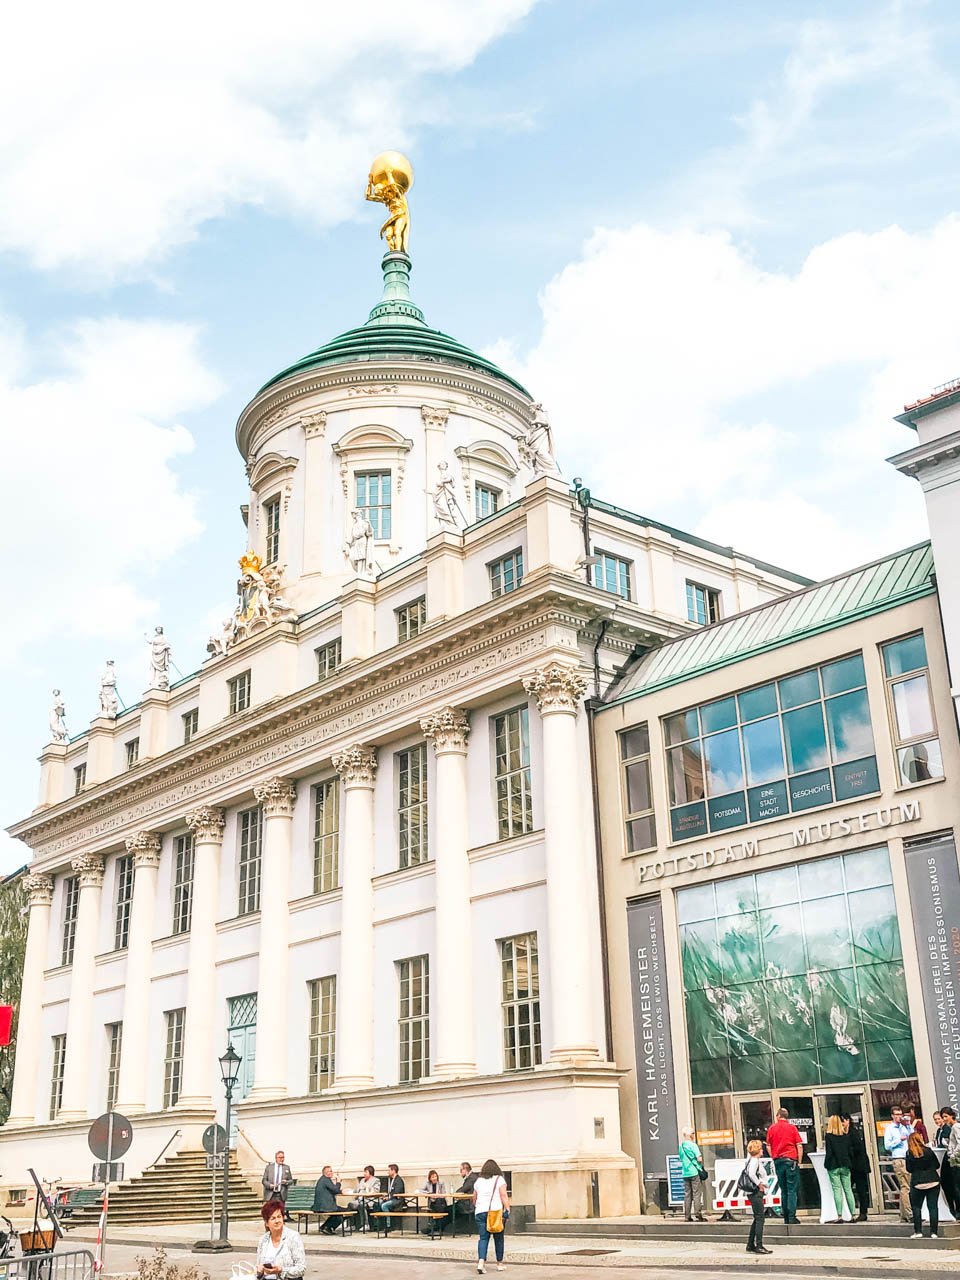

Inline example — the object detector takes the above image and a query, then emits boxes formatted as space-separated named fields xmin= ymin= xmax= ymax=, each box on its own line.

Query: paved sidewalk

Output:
xmin=61 ymin=1217 xmax=958 ymax=1277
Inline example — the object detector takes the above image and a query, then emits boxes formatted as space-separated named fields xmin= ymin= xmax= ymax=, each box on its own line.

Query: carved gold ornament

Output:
xmin=365 ymin=151 xmax=413 ymax=254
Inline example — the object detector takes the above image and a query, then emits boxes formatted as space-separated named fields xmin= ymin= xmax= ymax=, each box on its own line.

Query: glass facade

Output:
xmin=882 ymin=632 xmax=944 ymax=786
xmin=665 ymin=654 xmax=879 ymax=842
xmin=678 ymin=848 xmax=915 ymax=1095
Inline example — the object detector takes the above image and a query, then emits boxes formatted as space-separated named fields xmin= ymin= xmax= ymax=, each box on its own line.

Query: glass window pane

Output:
xmin=892 ymin=674 xmax=934 ymax=739
xmin=691 ymin=1056 xmax=732 ymax=1094
xmin=799 ymin=856 xmax=842 ymax=900
xmin=724 ymin=983 xmax=770 ymax=1056
xmin=677 ymin=883 xmax=715 ymax=924
xmin=715 ymin=875 xmax=756 ymax=917
xmin=782 ymin=703 xmax=828 ymax=774
xmin=864 ymin=1037 xmax=916 ymax=1080
xmin=896 ymin=738 xmax=943 ymax=784
xmin=702 ymin=728 xmax=743 ymax=796
xmin=738 ymin=684 xmax=777 ymax=722
xmin=732 ymin=1054 xmax=774 ymax=1091
xmin=680 ymin=920 xmax=720 ymax=989
xmin=856 ymin=961 xmax=912 ymax=1042
xmin=701 ymin=697 xmax=737 ymax=734
xmin=620 ymin=725 xmax=649 ymax=759
xmin=718 ymin=916 xmax=762 ymax=984
xmin=685 ymin=988 xmax=728 ymax=1057
xmin=773 ymin=1047 xmax=820 ymax=1088
xmin=742 ymin=716 xmax=785 ymax=785
xmin=882 ymin=633 xmax=927 ymax=677
xmin=626 ymin=814 xmax=656 ymax=852
xmin=848 ymin=886 xmax=901 ymax=964
xmin=667 ymin=741 xmax=704 ymax=805
xmin=755 ymin=865 xmax=799 ymax=909
xmin=759 ymin=904 xmax=807 ymax=977
xmin=778 ymin=669 xmax=820 ymax=709
xmin=624 ymin=759 xmax=652 ymax=814
xmin=766 ymin=973 xmax=816 ymax=1044
xmin=803 ymin=897 xmax=852 ymax=969
xmin=664 ymin=709 xmax=698 ymax=745
xmin=825 ymin=688 xmax=875 ymax=763
xmin=821 ymin=654 xmax=866 ymax=696
xmin=812 ymin=966 xmax=860 ymax=1048
xmin=842 ymin=847 xmax=892 ymax=892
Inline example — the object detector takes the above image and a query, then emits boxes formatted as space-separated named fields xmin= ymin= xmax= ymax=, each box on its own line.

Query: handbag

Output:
xmin=696 ymin=1165 xmax=708 ymax=1182
xmin=737 ymin=1160 xmax=760 ymax=1195
xmin=486 ymin=1177 xmax=504 ymax=1233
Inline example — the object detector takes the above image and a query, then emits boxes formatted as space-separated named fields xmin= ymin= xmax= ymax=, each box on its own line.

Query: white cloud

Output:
xmin=0 ymin=0 xmax=536 ymax=278
xmin=0 ymin=314 xmax=222 ymax=663
xmin=494 ymin=217 xmax=956 ymax=576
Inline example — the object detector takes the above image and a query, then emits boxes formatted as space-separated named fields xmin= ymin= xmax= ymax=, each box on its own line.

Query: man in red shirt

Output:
xmin=767 ymin=1108 xmax=804 ymax=1224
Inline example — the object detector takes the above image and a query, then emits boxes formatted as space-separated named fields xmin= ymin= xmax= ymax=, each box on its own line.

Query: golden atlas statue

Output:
xmin=365 ymin=151 xmax=413 ymax=254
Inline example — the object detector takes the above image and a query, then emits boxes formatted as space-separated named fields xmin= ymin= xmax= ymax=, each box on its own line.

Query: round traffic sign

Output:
xmin=88 ymin=1111 xmax=133 ymax=1161
xmin=202 ymin=1123 xmax=228 ymax=1154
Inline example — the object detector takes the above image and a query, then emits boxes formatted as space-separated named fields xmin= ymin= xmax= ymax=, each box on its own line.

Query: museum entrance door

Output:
xmin=815 ymin=1088 xmax=880 ymax=1212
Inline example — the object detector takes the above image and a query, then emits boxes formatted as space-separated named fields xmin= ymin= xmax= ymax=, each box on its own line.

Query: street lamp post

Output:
xmin=218 ymin=1042 xmax=242 ymax=1246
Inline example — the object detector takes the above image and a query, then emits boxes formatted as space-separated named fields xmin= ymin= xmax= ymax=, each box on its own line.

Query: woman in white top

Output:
xmin=256 ymin=1200 xmax=305 ymax=1279
xmin=743 ymin=1140 xmax=771 ymax=1255
xmin=473 ymin=1158 xmax=510 ymax=1274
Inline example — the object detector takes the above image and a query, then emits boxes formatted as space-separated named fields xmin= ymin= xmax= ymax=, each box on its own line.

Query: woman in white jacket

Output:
xmin=473 ymin=1158 xmax=510 ymax=1274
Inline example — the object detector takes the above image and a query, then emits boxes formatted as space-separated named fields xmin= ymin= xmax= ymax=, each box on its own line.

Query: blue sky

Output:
xmin=3 ymin=0 xmax=959 ymax=869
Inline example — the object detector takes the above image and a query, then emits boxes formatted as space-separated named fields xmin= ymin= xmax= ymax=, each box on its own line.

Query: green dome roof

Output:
xmin=259 ymin=252 xmax=529 ymax=397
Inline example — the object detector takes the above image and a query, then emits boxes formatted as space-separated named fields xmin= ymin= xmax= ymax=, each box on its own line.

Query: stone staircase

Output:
xmin=64 ymin=1150 xmax=264 ymax=1226
xmin=516 ymin=1216 xmax=960 ymax=1250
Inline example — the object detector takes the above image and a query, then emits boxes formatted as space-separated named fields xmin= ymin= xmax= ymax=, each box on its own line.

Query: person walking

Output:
xmin=679 ymin=1126 xmax=708 ymax=1222
xmin=743 ymin=1140 xmax=771 ymax=1255
xmin=473 ymin=1158 xmax=510 ymax=1274
xmin=906 ymin=1131 xmax=941 ymax=1239
xmin=843 ymin=1115 xmax=871 ymax=1221
xmin=312 ymin=1165 xmax=344 ymax=1235
xmin=823 ymin=1115 xmax=856 ymax=1222
xmin=766 ymin=1107 xmax=803 ymax=1224
xmin=883 ymin=1106 xmax=914 ymax=1223
xmin=256 ymin=1200 xmax=305 ymax=1280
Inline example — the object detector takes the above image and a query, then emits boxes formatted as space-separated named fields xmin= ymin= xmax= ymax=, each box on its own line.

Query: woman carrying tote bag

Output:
xmin=473 ymin=1158 xmax=510 ymax=1274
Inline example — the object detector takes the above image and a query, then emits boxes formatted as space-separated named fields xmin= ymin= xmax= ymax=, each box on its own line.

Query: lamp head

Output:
xmin=219 ymin=1041 xmax=242 ymax=1086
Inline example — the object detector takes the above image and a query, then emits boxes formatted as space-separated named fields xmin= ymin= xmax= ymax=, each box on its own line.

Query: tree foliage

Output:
xmin=0 ymin=872 xmax=27 ymax=1125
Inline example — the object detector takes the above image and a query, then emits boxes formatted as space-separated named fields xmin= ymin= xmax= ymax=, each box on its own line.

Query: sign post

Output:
xmin=202 ymin=1125 xmax=228 ymax=1242
xmin=87 ymin=1112 xmax=133 ymax=1274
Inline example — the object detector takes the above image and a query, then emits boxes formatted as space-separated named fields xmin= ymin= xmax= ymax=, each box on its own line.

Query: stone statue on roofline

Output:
xmin=206 ymin=553 xmax=297 ymax=656
xmin=99 ymin=660 xmax=119 ymax=718
xmin=146 ymin=625 xmax=172 ymax=690
xmin=48 ymin=689 xmax=68 ymax=743
xmin=344 ymin=510 xmax=376 ymax=577
xmin=515 ymin=402 xmax=562 ymax=479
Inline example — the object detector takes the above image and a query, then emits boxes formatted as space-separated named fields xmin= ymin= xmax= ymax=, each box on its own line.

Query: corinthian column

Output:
xmin=58 ymin=853 xmax=105 ymax=1119
xmin=420 ymin=708 xmax=475 ymax=1077
xmin=332 ymin=745 xmax=377 ymax=1090
xmin=7 ymin=873 xmax=54 ymax=1125
xmin=115 ymin=832 xmax=162 ymax=1114
xmin=249 ymin=777 xmax=297 ymax=1100
xmin=523 ymin=662 xmax=600 ymax=1063
xmin=178 ymin=806 xmax=225 ymax=1109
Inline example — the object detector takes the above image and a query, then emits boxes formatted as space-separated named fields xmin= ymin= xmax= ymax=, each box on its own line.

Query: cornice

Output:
xmin=887 ymin=428 xmax=960 ymax=478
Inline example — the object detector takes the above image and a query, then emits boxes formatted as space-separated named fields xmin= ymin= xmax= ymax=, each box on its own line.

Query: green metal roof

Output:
xmin=260 ymin=251 xmax=529 ymax=396
xmin=605 ymin=541 xmax=935 ymax=706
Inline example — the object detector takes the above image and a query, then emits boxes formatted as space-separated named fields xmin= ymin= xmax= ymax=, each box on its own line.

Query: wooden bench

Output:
xmin=369 ymin=1210 xmax=449 ymax=1238
xmin=287 ymin=1185 xmax=347 ymax=1236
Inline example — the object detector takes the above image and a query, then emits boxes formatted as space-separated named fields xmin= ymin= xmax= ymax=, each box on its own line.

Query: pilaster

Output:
xmin=7 ymin=873 xmax=54 ymax=1125
xmin=137 ymin=689 xmax=170 ymax=760
xmin=523 ymin=474 xmax=580 ymax=579
xmin=115 ymin=832 xmax=162 ymax=1115
xmin=424 ymin=530 xmax=465 ymax=622
xmin=179 ymin=806 xmax=225 ymax=1109
xmin=59 ymin=854 xmax=105 ymax=1120
xmin=340 ymin=577 xmax=377 ymax=663
xmin=37 ymin=743 xmax=67 ymax=808
xmin=85 ymin=717 xmax=117 ymax=785
xmin=301 ymin=410 xmax=328 ymax=576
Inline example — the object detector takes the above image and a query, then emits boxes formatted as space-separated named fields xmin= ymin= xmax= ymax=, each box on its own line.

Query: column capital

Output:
xmin=301 ymin=409 xmax=327 ymax=438
xmin=420 ymin=707 xmax=470 ymax=754
xmin=71 ymin=853 xmax=104 ymax=888
xmin=254 ymin=776 xmax=297 ymax=817
xmin=523 ymin=661 xmax=588 ymax=716
xmin=24 ymin=872 xmax=54 ymax=907
xmin=185 ymin=805 xmax=226 ymax=842
xmin=332 ymin=744 xmax=378 ymax=788
xmin=125 ymin=830 xmax=162 ymax=868
xmin=420 ymin=404 xmax=449 ymax=431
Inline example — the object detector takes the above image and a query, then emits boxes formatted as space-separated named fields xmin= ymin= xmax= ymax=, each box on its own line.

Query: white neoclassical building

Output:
xmin=2 ymin=245 xmax=807 ymax=1215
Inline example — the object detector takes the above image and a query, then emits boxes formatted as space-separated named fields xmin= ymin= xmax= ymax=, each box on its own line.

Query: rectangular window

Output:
xmin=620 ymin=724 xmax=657 ymax=852
xmin=238 ymin=807 xmax=263 ymax=915
xmin=476 ymin=483 xmax=501 ymax=519
xmin=398 ymin=745 xmax=428 ymax=868
xmin=664 ymin=653 xmax=878 ymax=842
xmin=162 ymin=1009 xmax=185 ymax=1108
xmin=125 ymin=738 xmax=140 ymax=769
xmin=49 ymin=1035 xmax=66 ymax=1120
xmin=593 ymin=551 xmax=632 ymax=601
xmin=182 ymin=708 xmax=199 ymax=744
xmin=61 ymin=876 xmax=79 ymax=966
xmin=357 ymin=471 xmax=391 ymax=540
xmin=264 ymin=496 xmax=281 ymax=565
xmin=173 ymin=834 xmax=195 ymax=935
xmin=398 ymin=955 xmax=430 ymax=1083
xmin=500 ymin=933 xmax=541 ymax=1070
xmin=73 ymin=763 xmax=86 ymax=794
xmin=308 ymin=976 xmax=336 ymax=1092
xmin=396 ymin=597 xmax=426 ymax=643
xmin=313 ymin=780 xmax=340 ymax=894
xmin=114 ymin=854 xmax=134 ymax=950
xmin=316 ymin=638 xmax=342 ymax=681
xmin=228 ymin=671 xmax=251 ymax=715
xmin=494 ymin=707 xmax=533 ymax=840
xmin=882 ymin=633 xmax=944 ymax=786
xmin=106 ymin=1022 xmax=122 ymax=1112
xmin=489 ymin=549 xmax=524 ymax=598
xmin=686 ymin=581 xmax=721 ymax=626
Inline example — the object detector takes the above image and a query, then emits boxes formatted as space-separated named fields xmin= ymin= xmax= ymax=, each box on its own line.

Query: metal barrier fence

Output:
xmin=0 ymin=1249 xmax=95 ymax=1280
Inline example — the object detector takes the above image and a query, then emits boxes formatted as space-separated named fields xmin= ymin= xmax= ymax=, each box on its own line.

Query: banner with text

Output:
xmin=904 ymin=833 xmax=960 ymax=1110
xmin=626 ymin=896 xmax=679 ymax=1181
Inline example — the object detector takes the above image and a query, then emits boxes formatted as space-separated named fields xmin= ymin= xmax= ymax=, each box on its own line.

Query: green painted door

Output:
xmin=228 ymin=994 xmax=257 ymax=1148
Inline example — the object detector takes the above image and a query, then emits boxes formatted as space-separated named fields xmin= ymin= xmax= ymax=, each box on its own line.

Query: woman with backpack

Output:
xmin=679 ymin=1126 xmax=708 ymax=1222
xmin=473 ymin=1158 xmax=510 ymax=1274
xmin=742 ymin=1140 xmax=772 ymax=1255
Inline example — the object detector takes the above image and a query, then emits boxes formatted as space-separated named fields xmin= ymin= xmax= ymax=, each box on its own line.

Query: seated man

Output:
xmin=380 ymin=1164 xmax=406 ymax=1235
xmin=454 ymin=1162 xmax=478 ymax=1229
xmin=312 ymin=1165 xmax=344 ymax=1235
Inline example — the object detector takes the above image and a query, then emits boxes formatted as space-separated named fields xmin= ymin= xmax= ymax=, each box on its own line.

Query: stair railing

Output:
xmin=144 ymin=1128 xmax=182 ymax=1171
xmin=237 ymin=1127 xmax=268 ymax=1165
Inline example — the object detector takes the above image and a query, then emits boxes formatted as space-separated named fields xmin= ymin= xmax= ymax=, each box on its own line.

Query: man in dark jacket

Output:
xmin=381 ymin=1164 xmax=406 ymax=1235
xmin=454 ymin=1161 xmax=479 ymax=1230
xmin=313 ymin=1165 xmax=344 ymax=1235
xmin=843 ymin=1116 xmax=871 ymax=1221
